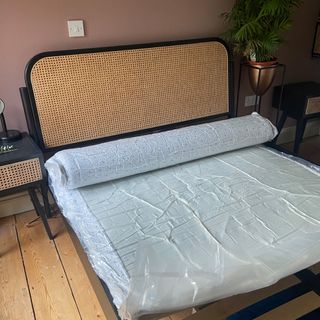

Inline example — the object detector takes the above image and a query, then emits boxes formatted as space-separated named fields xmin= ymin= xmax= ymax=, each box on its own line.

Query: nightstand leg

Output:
xmin=28 ymin=188 xmax=54 ymax=240
xmin=294 ymin=119 xmax=307 ymax=155
xmin=276 ymin=111 xmax=287 ymax=133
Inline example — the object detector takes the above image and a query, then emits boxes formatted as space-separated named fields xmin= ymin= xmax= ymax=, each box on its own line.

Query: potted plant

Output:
xmin=222 ymin=0 xmax=302 ymax=95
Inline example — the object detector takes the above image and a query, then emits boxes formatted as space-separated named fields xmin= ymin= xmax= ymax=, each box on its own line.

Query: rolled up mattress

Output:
xmin=45 ymin=113 xmax=278 ymax=189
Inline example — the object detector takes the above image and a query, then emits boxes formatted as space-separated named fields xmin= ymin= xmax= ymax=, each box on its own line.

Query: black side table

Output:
xmin=0 ymin=133 xmax=53 ymax=239
xmin=273 ymin=81 xmax=320 ymax=155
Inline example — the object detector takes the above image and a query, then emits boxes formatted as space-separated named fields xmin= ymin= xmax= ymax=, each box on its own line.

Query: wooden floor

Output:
xmin=0 ymin=210 xmax=114 ymax=320
xmin=0 ymin=136 xmax=320 ymax=320
xmin=0 ymin=210 xmax=195 ymax=320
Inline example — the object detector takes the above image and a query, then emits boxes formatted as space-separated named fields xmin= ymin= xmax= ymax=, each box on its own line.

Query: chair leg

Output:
xmin=28 ymin=188 xmax=54 ymax=240
xmin=293 ymin=119 xmax=306 ymax=155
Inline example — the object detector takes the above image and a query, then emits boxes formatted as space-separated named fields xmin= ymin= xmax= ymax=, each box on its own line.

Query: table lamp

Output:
xmin=0 ymin=98 xmax=22 ymax=142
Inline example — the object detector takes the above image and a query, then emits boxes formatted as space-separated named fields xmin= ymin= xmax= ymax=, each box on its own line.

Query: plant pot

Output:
xmin=247 ymin=60 xmax=278 ymax=96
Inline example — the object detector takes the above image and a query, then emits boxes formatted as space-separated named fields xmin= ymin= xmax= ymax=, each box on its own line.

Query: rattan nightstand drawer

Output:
xmin=306 ymin=96 xmax=320 ymax=115
xmin=0 ymin=158 xmax=42 ymax=191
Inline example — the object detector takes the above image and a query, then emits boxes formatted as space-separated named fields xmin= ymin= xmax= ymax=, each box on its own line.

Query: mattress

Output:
xmin=47 ymin=145 xmax=320 ymax=319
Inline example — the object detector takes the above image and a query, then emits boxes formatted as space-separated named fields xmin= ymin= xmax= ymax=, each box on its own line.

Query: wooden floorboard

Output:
xmin=50 ymin=215 xmax=112 ymax=320
xmin=65 ymin=222 xmax=118 ymax=320
xmin=0 ymin=215 xmax=35 ymax=320
xmin=310 ymin=262 xmax=320 ymax=275
xmin=169 ymin=309 xmax=195 ymax=320
xmin=16 ymin=211 xmax=81 ymax=320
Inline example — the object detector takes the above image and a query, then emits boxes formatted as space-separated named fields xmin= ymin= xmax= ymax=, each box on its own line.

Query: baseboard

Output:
xmin=0 ymin=191 xmax=55 ymax=219
xmin=0 ymin=192 xmax=34 ymax=218
xmin=276 ymin=119 xmax=320 ymax=145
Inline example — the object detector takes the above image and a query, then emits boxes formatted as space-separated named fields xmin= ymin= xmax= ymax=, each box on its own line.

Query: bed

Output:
xmin=20 ymin=38 xmax=320 ymax=320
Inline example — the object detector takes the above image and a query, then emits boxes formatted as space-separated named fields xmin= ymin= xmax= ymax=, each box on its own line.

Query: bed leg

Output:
xmin=41 ymin=182 xmax=53 ymax=218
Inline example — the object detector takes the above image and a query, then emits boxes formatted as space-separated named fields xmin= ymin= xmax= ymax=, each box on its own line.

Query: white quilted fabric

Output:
xmin=45 ymin=113 xmax=277 ymax=189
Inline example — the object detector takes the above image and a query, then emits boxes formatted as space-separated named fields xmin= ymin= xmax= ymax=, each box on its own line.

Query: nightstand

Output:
xmin=0 ymin=133 xmax=53 ymax=239
xmin=273 ymin=82 xmax=320 ymax=155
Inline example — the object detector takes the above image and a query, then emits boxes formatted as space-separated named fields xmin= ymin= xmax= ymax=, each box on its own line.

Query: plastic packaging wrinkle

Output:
xmin=45 ymin=113 xmax=278 ymax=189
xmin=120 ymin=226 xmax=274 ymax=319
xmin=118 ymin=148 xmax=320 ymax=319
xmin=45 ymin=118 xmax=320 ymax=320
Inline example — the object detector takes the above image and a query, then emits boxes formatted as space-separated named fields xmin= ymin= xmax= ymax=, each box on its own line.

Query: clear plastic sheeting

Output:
xmin=47 ymin=146 xmax=320 ymax=320
xmin=120 ymin=226 xmax=275 ymax=319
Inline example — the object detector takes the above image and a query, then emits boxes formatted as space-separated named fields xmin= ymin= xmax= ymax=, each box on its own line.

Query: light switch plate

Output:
xmin=67 ymin=20 xmax=85 ymax=37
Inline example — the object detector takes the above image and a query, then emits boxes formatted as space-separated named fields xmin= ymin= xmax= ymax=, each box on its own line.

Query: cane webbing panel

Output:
xmin=0 ymin=159 xmax=42 ymax=191
xmin=30 ymin=41 xmax=229 ymax=148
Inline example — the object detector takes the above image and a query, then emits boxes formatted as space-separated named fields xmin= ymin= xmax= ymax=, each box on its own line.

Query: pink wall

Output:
xmin=1 ymin=0 xmax=234 ymax=131
xmin=1 ymin=0 xmax=320 ymax=131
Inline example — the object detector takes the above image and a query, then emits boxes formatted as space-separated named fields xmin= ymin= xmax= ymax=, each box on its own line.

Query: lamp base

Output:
xmin=0 ymin=130 xmax=22 ymax=143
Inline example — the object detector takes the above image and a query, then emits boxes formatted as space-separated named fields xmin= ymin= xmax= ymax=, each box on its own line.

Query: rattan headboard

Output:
xmin=23 ymin=38 xmax=233 ymax=151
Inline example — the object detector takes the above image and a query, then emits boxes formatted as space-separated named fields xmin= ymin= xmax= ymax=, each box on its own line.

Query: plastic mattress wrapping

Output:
xmin=45 ymin=113 xmax=320 ymax=320
xmin=46 ymin=112 xmax=277 ymax=189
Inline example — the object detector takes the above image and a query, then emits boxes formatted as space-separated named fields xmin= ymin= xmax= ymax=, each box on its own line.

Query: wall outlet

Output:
xmin=245 ymin=95 xmax=260 ymax=107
